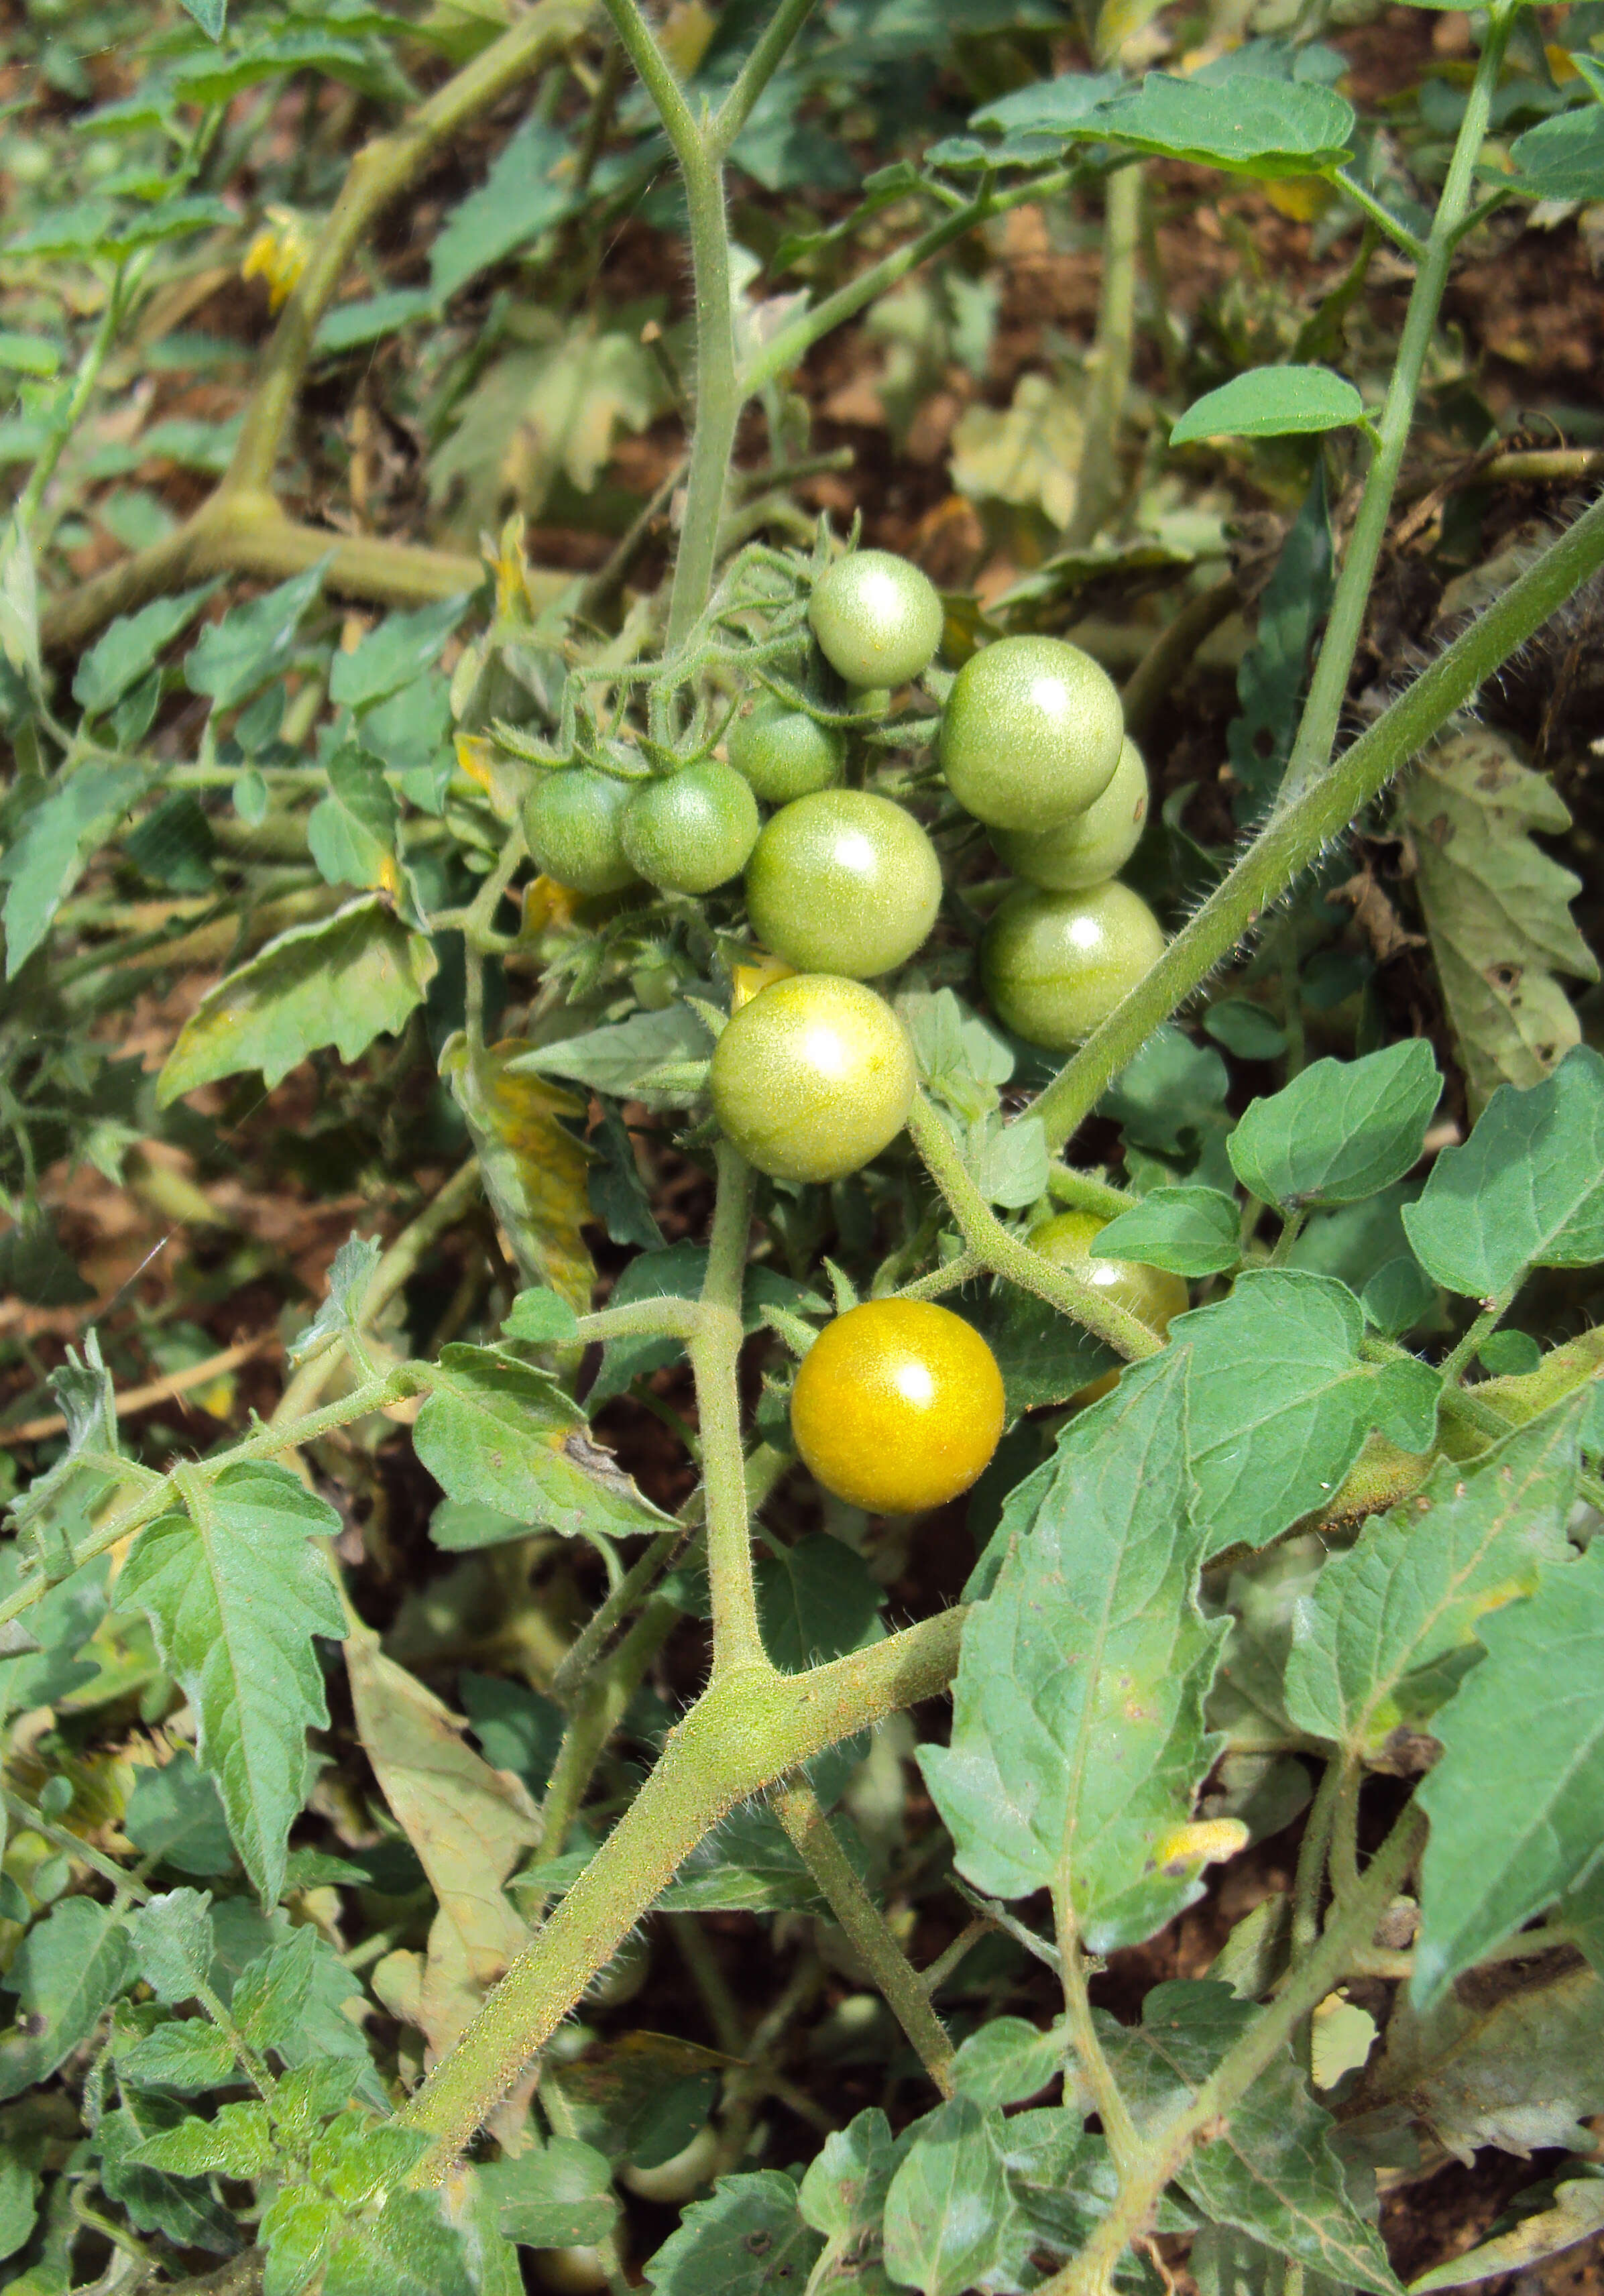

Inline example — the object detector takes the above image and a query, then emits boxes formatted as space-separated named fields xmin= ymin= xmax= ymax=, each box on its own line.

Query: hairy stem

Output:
xmin=694 ymin=1143 xmax=769 ymax=1678
xmin=1039 ymin=1808 xmax=1425 ymax=2296
xmin=1279 ymin=1 xmax=1517 ymax=803
xmin=774 ymin=1778 xmax=955 ymax=2096
xmin=1030 ymin=485 xmax=1604 ymax=1154
xmin=907 ymin=1094 xmax=1163 ymax=1359
xmin=1057 ymin=1913 xmax=1142 ymax=2179
xmin=399 ymin=1605 xmax=966 ymax=2177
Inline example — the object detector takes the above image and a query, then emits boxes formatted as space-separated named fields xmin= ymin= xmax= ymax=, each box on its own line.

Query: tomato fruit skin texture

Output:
xmin=941 ymin=634 xmax=1125 ymax=831
xmin=728 ymin=695 xmax=846 ymax=801
xmin=710 ymin=973 xmax=917 ymax=1182
xmin=809 ymin=550 xmax=945 ymax=689
xmin=982 ymin=879 xmax=1165 ymax=1051
xmin=745 ymin=789 xmax=943 ymax=979
xmin=992 ymin=735 xmax=1149 ymax=891
xmin=1027 ymin=1210 xmax=1188 ymax=1338
xmin=790 ymin=1300 xmax=1006 ymax=1514
xmin=522 ymin=768 xmax=638 ymax=895
xmin=622 ymin=759 xmax=760 ymax=895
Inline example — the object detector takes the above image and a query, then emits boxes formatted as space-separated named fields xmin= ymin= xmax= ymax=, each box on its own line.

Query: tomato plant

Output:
xmin=5 ymin=0 xmax=1604 ymax=2291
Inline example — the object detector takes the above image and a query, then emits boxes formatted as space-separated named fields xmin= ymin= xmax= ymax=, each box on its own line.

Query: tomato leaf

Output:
xmin=882 ymin=2096 xmax=1035 ymax=2295
xmin=1094 ymin=1186 xmax=1242 ymax=1277
xmin=1414 ymin=1540 xmax=1604 ymax=2004
xmin=1402 ymin=1045 xmax=1604 ymax=1297
xmin=119 ymin=1463 xmax=348 ymax=1906
xmin=921 ymin=1348 xmax=1229 ymax=1949
xmin=1285 ymin=1397 xmax=1583 ymax=1760
xmin=644 ymin=2171 xmax=821 ymax=2293
xmin=1171 ymin=364 xmax=1364 ymax=444
xmin=1227 ymin=1041 xmax=1442 ymax=1210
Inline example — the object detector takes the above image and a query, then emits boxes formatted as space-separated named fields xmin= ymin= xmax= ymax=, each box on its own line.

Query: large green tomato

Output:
xmin=710 ymin=973 xmax=916 ymax=1182
xmin=727 ymin=695 xmax=845 ymax=801
xmin=992 ymin=735 xmax=1149 ymax=890
xmin=622 ymin=760 xmax=759 ymax=895
xmin=809 ymin=550 xmax=944 ymax=689
xmin=522 ymin=768 xmax=638 ymax=895
xmin=744 ymin=790 xmax=943 ymax=979
xmin=940 ymin=634 xmax=1124 ymax=831
xmin=982 ymin=879 xmax=1165 ymax=1050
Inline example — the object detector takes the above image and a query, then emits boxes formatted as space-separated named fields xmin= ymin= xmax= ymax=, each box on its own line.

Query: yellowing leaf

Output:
xmin=950 ymin=372 xmax=1084 ymax=530
xmin=1404 ymin=731 xmax=1599 ymax=1112
xmin=442 ymin=1035 xmax=594 ymax=1312
xmin=428 ymin=314 xmax=671 ymax=540
xmin=346 ymin=1642 xmax=539 ymax=2061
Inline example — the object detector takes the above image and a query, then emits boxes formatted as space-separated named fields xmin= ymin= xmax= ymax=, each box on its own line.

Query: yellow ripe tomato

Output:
xmin=1028 ymin=1208 xmax=1188 ymax=1401
xmin=789 ymin=1299 xmax=1006 ymax=1514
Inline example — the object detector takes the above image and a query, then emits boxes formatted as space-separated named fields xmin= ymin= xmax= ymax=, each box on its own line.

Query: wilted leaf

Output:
xmin=951 ymin=371 xmax=1084 ymax=529
xmin=1283 ymin=1397 xmax=1583 ymax=1757
xmin=1377 ymin=1961 xmax=1604 ymax=2160
xmin=1403 ymin=732 xmax=1597 ymax=1109
xmin=429 ymin=314 xmax=671 ymax=538
xmin=1409 ymin=2175 xmax=1604 ymax=2289
xmin=158 ymin=895 xmax=439 ymax=1101
xmin=1414 ymin=1539 xmax=1604 ymax=2004
xmin=119 ymin=1462 xmax=348 ymax=1905
xmin=346 ymin=1642 xmax=539 ymax=2057
xmin=443 ymin=1035 xmax=594 ymax=1312
xmin=921 ymin=1350 xmax=1230 ymax=1949
xmin=1105 ymin=1982 xmax=1399 ymax=2291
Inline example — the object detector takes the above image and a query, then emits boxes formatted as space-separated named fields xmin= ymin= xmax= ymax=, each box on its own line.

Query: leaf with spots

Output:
xmin=442 ymin=1034 xmax=594 ymax=1314
xmin=1403 ymin=731 xmax=1597 ymax=1112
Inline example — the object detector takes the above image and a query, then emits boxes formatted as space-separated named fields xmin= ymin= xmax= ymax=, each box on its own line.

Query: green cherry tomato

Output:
xmin=745 ymin=789 xmax=943 ymax=979
xmin=727 ymin=695 xmax=846 ymax=802
xmin=992 ymin=736 xmax=1149 ymax=891
xmin=940 ymin=634 xmax=1125 ymax=831
xmin=521 ymin=767 xmax=638 ymax=895
xmin=621 ymin=759 xmax=759 ymax=895
xmin=710 ymin=972 xmax=917 ymax=1182
xmin=809 ymin=550 xmax=944 ymax=689
xmin=1027 ymin=1209 xmax=1188 ymax=1337
xmin=982 ymin=878 xmax=1165 ymax=1051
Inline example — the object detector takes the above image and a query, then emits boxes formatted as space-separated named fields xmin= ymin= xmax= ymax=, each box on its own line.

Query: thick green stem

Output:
xmin=1064 ymin=163 xmax=1141 ymax=551
xmin=602 ymin=0 xmax=742 ymax=647
xmin=398 ymin=1605 xmax=965 ymax=2178
xmin=1030 ymin=486 xmax=1604 ymax=1154
xmin=1279 ymin=3 xmax=1517 ymax=804
xmin=694 ymin=1143 xmax=768 ymax=1678
xmin=774 ymin=1778 xmax=955 ymax=2095
xmin=1039 ymin=1808 xmax=1425 ymax=2296
xmin=907 ymin=1096 xmax=1163 ymax=1360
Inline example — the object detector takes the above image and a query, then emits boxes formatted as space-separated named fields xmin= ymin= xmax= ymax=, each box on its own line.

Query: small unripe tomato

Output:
xmin=522 ymin=768 xmax=638 ymax=896
xmin=790 ymin=1300 xmax=1006 ymax=1514
xmin=709 ymin=973 xmax=916 ymax=1183
xmin=1027 ymin=1209 xmax=1188 ymax=1338
xmin=992 ymin=736 xmax=1149 ymax=891
xmin=621 ymin=759 xmax=759 ymax=895
xmin=940 ymin=634 xmax=1125 ymax=831
xmin=982 ymin=879 xmax=1165 ymax=1051
xmin=745 ymin=790 xmax=942 ymax=980
xmin=619 ymin=2123 xmax=720 ymax=2203
xmin=531 ymin=2246 xmax=612 ymax=2293
xmin=809 ymin=550 xmax=944 ymax=689
xmin=728 ymin=694 xmax=845 ymax=801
